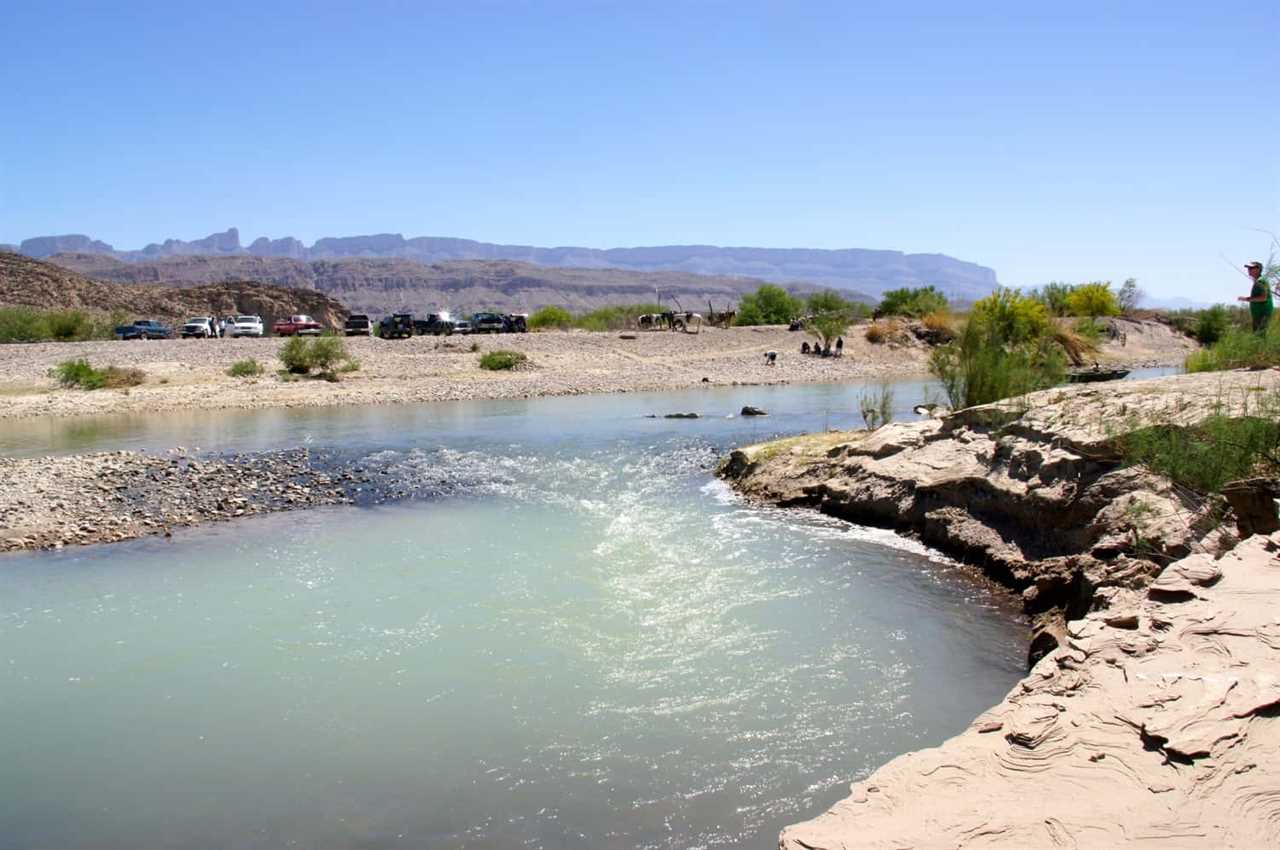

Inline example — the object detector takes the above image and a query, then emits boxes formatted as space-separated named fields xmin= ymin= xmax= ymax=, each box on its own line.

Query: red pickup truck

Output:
xmin=272 ymin=315 xmax=324 ymax=336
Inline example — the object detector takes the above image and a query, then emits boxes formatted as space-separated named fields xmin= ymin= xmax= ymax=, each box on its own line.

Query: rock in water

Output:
xmin=740 ymin=406 xmax=768 ymax=416
xmin=664 ymin=412 xmax=699 ymax=419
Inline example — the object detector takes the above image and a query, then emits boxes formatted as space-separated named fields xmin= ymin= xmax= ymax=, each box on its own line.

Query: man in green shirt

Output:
xmin=1239 ymin=261 xmax=1274 ymax=334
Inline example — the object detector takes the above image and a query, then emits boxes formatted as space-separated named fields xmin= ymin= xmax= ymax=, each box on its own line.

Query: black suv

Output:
xmin=413 ymin=312 xmax=455 ymax=336
xmin=471 ymin=312 xmax=505 ymax=334
xmin=344 ymin=314 xmax=373 ymax=336
xmin=379 ymin=313 xmax=415 ymax=339
xmin=503 ymin=313 xmax=528 ymax=333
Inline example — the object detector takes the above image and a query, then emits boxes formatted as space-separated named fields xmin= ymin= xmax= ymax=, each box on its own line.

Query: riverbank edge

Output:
xmin=718 ymin=369 xmax=1280 ymax=849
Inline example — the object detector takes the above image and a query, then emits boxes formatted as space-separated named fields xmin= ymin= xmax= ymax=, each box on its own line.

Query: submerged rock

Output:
xmin=740 ymin=405 xmax=768 ymax=416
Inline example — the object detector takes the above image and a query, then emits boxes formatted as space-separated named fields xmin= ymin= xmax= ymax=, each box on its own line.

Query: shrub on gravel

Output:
xmin=278 ymin=336 xmax=355 ymax=379
xmin=479 ymin=350 xmax=527 ymax=371
xmin=227 ymin=358 xmax=264 ymax=377
xmin=50 ymin=359 xmax=145 ymax=390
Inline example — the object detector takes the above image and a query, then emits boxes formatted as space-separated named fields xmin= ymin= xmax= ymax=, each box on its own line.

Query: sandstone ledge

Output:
xmin=719 ymin=369 xmax=1280 ymax=849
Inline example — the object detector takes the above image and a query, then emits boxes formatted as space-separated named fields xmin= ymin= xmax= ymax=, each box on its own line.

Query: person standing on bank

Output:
xmin=1239 ymin=261 xmax=1274 ymax=334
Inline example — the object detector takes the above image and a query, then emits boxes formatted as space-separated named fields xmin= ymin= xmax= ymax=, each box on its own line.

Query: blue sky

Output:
xmin=1 ymin=0 xmax=1275 ymax=301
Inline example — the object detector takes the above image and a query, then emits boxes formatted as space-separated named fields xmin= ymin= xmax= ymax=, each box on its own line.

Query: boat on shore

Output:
xmin=1067 ymin=367 xmax=1130 ymax=383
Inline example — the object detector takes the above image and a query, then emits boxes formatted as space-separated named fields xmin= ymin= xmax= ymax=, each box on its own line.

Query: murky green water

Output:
xmin=0 ymin=381 xmax=1029 ymax=849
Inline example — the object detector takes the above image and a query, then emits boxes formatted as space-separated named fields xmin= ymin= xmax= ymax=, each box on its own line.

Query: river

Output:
xmin=1 ymin=376 xmax=1125 ymax=849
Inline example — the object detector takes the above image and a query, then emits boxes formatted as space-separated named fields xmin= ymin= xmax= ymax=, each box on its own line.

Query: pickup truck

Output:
xmin=379 ymin=313 xmax=415 ymax=339
xmin=344 ymin=314 xmax=373 ymax=336
xmin=180 ymin=317 xmax=217 ymax=338
xmin=272 ymin=315 xmax=323 ymax=336
xmin=229 ymin=315 xmax=264 ymax=337
xmin=114 ymin=320 xmax=172 ymax=340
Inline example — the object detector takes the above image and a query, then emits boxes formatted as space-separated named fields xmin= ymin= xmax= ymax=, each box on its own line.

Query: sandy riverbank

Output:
xmin=0 ymin=319 xmax=1194 ymax=421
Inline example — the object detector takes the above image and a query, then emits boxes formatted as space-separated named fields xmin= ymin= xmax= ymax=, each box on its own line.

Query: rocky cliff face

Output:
xmin=14 ymin=228 xmax=999 ymax=299
xmin=720 ymin=371 xmax=1280 ymax=849
xmin=0 ymin=252 xmax=347 ymax=329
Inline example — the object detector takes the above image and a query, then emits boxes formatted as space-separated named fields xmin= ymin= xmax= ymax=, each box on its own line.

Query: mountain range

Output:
xmin=46 ymin=254 xmax=838 ymax=317
xmin=7 ymin=227 xmax=999 ymax=300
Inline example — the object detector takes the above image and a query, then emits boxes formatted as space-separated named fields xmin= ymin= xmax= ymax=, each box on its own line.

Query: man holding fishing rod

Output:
xmin=1239 ymin=261 xmax=1274 ymax=334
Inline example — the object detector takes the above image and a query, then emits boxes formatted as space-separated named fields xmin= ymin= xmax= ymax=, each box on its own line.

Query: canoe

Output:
xmin=1067 ymin=368 xmax=1130 ymax=383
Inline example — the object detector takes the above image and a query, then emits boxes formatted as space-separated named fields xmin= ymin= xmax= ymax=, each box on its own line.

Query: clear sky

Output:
xmin=1 ymin=0 xmax=1275 ymax=301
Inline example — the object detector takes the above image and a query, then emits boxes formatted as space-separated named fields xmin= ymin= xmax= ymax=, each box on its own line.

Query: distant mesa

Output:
xmin=10 ymin=227 xmax=999 ymax=300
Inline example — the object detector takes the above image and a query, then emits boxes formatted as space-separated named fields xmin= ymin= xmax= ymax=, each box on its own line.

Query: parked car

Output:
xmin=379 ymin=313 xmax=415 ymax=339
xmin=470 ymin=312 xmax=505 ymax=334
xmin=503 ymin=313 xmax=528 ymax=333
xmin=229 ymin=315 xmax=264 ymax=337
xmin=344 ymin=314 xmax=373 ymax=336
xmin=219 ymin=316 xmax=237 ymax=337
xmin=413 ymin=312 xmax=455 ymax=336
xmin=180 ymin=317 xmax=217 ymax=338
xmin=273 ymin=315 xmax=323 ymax=336
xmin=451 ymin=319 xmax=472 ymax=335
xmin=114 ymin=319 xmax=172 ymax=340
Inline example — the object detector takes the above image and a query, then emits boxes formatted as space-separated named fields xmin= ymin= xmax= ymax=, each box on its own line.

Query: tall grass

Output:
xmin=1185 ymin=318 xmax=1280 ymax=372
xmin=49 ymin=359 xmax=145 ymax=390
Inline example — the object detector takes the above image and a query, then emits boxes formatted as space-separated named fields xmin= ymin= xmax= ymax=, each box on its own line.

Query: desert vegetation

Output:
xmin=278 ymin=336 xmax=358 ymax=380
xmin=49 ymin=359 xmax=145 ymax=390
xmin=1185 ymin=317 xmax=1280 ymax=372
xmin=876 ymin=286 xmax=949 ymax=319
xmin=479 ymin=350 xmax=527 ymax=370
xmin=227 ymin=358 xmax=265 ymax=377
xmin=0 ymin=307 xmax=126 ymax=344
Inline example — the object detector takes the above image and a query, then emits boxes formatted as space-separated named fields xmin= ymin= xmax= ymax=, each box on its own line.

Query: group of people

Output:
xmin=799 ymin=337 xmax=844 ymax=358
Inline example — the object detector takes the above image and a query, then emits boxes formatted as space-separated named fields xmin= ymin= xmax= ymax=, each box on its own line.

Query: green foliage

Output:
xmin=49 ymin=359 xmax=145 ymax=390
xmin=735 ymin=285 xmax=802 ymax=325
xmin=1118 ymin=412 xmax=1280 ymax=494
xmin=227 ymin=358 xmax=264 ymax=377
xmin=877 ymin=286 xmax=948 ymax=318
xmin=1074 ymin=317 xmax=1105 ymax=344
xmin=1065 ymin=282 xmax=1121 ymax=318
xmin=1031 ymin=282 xmax=1075 ymax=317
xmin=929 ymin=288 xmax=1066 ymax=409
xmin=806 ymin=312 xmax=849 ymax=348
xmin=574 ymin=303 xmax=666 ymax=332
xmin=278 ymin=336 xmax=354 ymax=378
xmin=858 ymin=382 xmax=895 ymax=430
xmin=1186 ymin=318 xmax=1280 ymax=372
xmin=529 ymin=305 xmax=574 ymax=330
xmin=479 ymin=350 xmax=527 ymax=370
xmin=0 ymin=306 xmax=119 ymax=343
xmin=806 ymin=290 xmax=869 ymax=318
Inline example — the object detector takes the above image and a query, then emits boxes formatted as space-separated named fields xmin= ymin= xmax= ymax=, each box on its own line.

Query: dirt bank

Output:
xmin=0 ymin=319 xmax=1192 ymax=421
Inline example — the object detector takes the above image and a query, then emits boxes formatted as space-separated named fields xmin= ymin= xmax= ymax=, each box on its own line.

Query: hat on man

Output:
xmin=1246 ymin=261 xmax=1264 ymax=270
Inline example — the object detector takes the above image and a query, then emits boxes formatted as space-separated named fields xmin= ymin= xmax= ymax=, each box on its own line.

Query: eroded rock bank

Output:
xmin=719 ymin=369 xmax=1280 ymax=849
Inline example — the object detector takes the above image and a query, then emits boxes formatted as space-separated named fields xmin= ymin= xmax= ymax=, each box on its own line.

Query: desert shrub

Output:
xmin=806 ymin=313 xmax=850 ymax=349
xmin=735 ymin=285 xmax=802 ymax=326
xmin=806 ymin=290 xmax=869 ymax=318
xmin=277 ymin=336 xmax=354 ymax=378
xmin=865 ymin=319 xmax=904 ymax=344
xmin=227 ymin=358 xmax=264 ymax=377
xmin=278 ymin=336 xmax=313 ymax=374
xmin=0 ymin=307 xmax=51 ymax=342
xmin=337 ymin=358 xmax=361 ymax=373
xmin=929 ymin=288 xmax=1066 ymax=409
xmin=1118 ymin=412 xmax=1280 ymax=494
xmin=0 ymin=306 xmax=121 ymax=343
xmin=858 ymin=382 xmax=895 ymax=430
xmin=1074 ymin=317 xmax=1105 ymax=344
xmin=1186 ymin=319 xmax=1280 ymax=372
xmin=877 ymin=286 xmax=948 ymax=318
xmin=50 ymin=359 xmax=145 ymax=390
xmin=921 ymin=310 xmax=956 ymax=341
xmin=573 ymin=303 xmax=666 ymax=332
xmin=479 ymin=350 xmax=527 ymax=370
xmin=1065 ymin=282 xmax=1121 ymax=318
xmin=1191 ymin=305 xmax=1232 ymax=345
xmin=529 ymin=306 xmax=573 ymax=330
xmin=1031 ymin=282 xmax=1075 ymax=317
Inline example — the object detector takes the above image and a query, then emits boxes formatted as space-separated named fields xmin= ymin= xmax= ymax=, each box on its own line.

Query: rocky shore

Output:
xmin=719 ymin=369 xmax=1280 ymax=849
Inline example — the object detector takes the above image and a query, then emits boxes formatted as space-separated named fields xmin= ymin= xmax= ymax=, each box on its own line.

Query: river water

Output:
xmin=0 ymin=379 xmax=1051 ymax=849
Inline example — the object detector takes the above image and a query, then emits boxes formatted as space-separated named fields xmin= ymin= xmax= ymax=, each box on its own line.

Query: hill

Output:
xmin=0 ymin=252 xmax=348 ymax=328
xmin=16 ymin=227 xmax=999 ymax=300
xmin=46 ymin=254 xmax=841 ymax=316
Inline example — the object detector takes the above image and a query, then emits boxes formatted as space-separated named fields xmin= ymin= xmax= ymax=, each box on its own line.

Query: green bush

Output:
xmin=529 ymin=306 xmax=574 ymax=330
xmin=877 ymin=286 xmax=948 ymax=318
xmin=1118 ymin=413 xmax=1280 ymax=494
xmin=227 ymin=358 xmax=264 ymax=377
xmin=479 ymin=350 xmax=527 ymax=370
xmin=1186 ymin=319 xmax=1280 ymax=372
xmin=929 ymin=288 xmax=1065 ymax=409
xmin=1193 ymin=305 xmax=1232 ymax=345
xmin=277 ymin=336 xmax=354 ymax=378
xmin=735 ymin=285 xmax=802 ymax=325
xmin=1065 ymin=282 xmax=1121 ymax=318
xmin=574 ymin=303 xmax=666 ymax=332
xmin=50 ymin=359 xmax=145 ymax=390
xmin=0 ymin=306 xmax=121 ymax=343
xmin=1031 ymin=282 xmax=1075 ymax=317
xmin=806 ymin=290 xmax=869 ymax=318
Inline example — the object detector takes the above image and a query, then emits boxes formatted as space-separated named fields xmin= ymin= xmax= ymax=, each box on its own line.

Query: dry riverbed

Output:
xmin=0 ymin=319 xmax=1193 ymax=421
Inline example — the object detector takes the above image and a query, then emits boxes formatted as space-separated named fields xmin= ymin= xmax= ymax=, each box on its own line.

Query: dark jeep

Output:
xmin=413 ymin=312 xmax=455 ymax=336
xmin=471 ymin=312 xmax=505 ymax=334
xmin=379 ymin=313 xmax=415 ymax=339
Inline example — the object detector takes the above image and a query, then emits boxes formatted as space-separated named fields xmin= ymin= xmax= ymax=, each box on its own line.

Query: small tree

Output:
xmin=735 ymin=285 xmax=802 ymax=325
xmin=877 ymin=286 xmax=948 ymax=318
xmin=1117 ymin=278 xmax=1143 ymax=314
xmin=1065 ymin=282 xmax=1121 ymax=318
xmin=529 ymin=306 xmax=573 ymax=330
xmin=1032 ymin=282 xmax=1075 ymax=317
xmin=807 ymin=313 xmax=849 ymax=349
